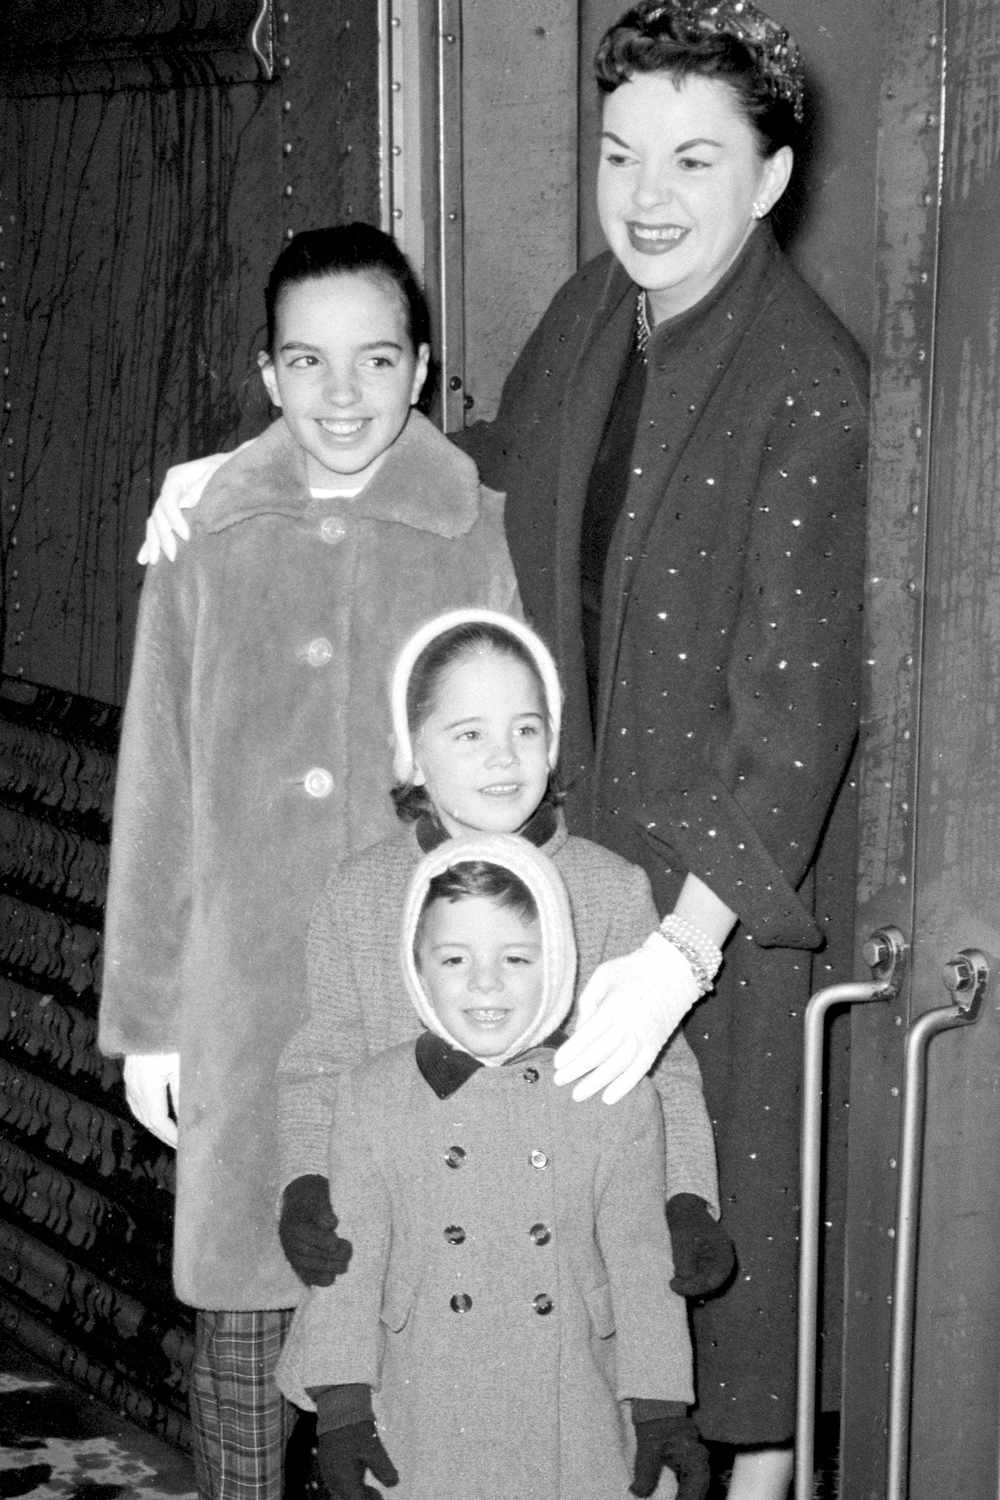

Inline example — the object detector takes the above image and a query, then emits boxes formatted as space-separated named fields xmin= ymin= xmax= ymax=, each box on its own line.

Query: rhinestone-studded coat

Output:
xmin=461 ymin=225 xmax=868 ymax=1444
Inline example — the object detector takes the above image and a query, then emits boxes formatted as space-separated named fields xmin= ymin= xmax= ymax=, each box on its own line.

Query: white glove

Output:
xmin=137 ymin=451 xmax=231 ymax=564
xmin=123 ymin=1052 xmax=180 ymax=1147
xmin=552 ymin=933 xmax=701 ymax=1105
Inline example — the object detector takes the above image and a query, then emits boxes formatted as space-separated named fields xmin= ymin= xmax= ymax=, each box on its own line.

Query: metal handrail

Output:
xmin=795 ymin=976 xmax=896 ymax=1500
xmin=885 ymin=958 xmax=986 ymax=1500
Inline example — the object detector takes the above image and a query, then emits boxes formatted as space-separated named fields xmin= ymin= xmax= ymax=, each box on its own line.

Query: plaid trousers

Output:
xmin=190 ymin=1307 xmax=297 ymax=1500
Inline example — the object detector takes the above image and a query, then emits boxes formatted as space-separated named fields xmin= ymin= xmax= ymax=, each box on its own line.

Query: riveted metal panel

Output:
xmin=844 ymin=0 xmax=1000 ymax=1493
xmin=0 ymin=2 xmax=379 ymax=705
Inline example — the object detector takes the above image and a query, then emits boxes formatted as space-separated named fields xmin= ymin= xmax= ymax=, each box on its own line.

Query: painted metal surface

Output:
xmin=843 ymin=0 xmax=1000 ymax=1492
xmin=0 ymin=2 xmax=380 ymax=705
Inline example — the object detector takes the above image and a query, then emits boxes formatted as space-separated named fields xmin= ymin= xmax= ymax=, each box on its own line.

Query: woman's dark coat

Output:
xmin=462 ymin=225 xmax=868 ymax=1444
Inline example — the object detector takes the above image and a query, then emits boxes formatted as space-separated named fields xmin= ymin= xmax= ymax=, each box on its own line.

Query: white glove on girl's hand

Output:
xmin=553 ymin=933 xmax=701 ymax=1105
xmin=137 ymin=451 xmax=231 ymax=565
xmin=123 ymin=1052 xmax=180 ymax=1147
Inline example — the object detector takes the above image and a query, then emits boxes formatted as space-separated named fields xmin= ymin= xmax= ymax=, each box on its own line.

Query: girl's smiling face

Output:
xmin=597 ymin=71 xmax=792 ymax=324
xmin=416 ymin=894 xmax=543 ymax=1060
xmin=258 ymin=270 xmax=429 ymax=486
xmin=413 ymin=650 xmax=551 ymax=837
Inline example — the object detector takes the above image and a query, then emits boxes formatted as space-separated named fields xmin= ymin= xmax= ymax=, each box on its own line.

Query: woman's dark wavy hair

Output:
xmin=594 ymin=2 xmax=801 ymax=156
xmin=415 ymin=860 xmax=539 ymax=956
xmin=263 ymin=222 xmax=432 ymax=356
xmin=392 ymin=622 xmax=562 ymax=824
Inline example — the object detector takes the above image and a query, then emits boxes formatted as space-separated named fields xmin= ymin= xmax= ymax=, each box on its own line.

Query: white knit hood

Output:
xmin=389 ymin=608 xmax=563 ymax=784
xmin=400 ymin=833 xmax=577 ymax=1066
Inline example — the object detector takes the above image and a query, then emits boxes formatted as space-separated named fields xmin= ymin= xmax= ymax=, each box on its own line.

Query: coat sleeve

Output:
xmin=276 ymin=1069 xmax=392 ymax=1407
xmin=98 ymin=555 xmax=197 ymax=1055
xmin=274 ymin=863 xmax=369 ymax=1188
xmin=637 ymin=396 xmax=868 ymax=947
xmin=595 ymin=1083 xmax=694 ymax=1404
xmin=577 ymin=855 xmax=720 ymax=1216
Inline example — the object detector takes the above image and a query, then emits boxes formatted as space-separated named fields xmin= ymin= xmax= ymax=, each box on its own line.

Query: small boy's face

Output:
xmin=416 ymin=895 xmax=543 ymax=1059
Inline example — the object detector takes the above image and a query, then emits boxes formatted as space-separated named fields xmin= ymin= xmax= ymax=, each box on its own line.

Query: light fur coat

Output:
xmin=99 ymin=411 xmax=518 ymax=1309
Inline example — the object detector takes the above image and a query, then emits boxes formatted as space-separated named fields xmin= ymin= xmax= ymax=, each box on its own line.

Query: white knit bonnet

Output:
xmin=400 ymin=832 xmax=577 ymax=1066
xmin=390 ymin=609 xmax=563 ymax=784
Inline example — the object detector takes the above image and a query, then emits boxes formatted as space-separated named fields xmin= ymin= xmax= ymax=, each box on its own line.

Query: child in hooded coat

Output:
xmin=276 ymin=835 xmax=710 ymax=1500
xmin=275 ymin=611 xmax=734 ymax=1298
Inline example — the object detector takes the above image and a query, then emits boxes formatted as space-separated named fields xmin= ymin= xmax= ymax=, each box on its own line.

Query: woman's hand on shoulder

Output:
xmin=137 ymin=450 xmax=233 ymax=564
xmin=553 ymin=934 xmax=703 ymax=1105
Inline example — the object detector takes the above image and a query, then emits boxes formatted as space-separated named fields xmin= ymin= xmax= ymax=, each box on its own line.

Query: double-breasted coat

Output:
xmin=277 ymin=835 xmax=693 ymax=1500
xmin=99 ymin=412 xmax=518 ymax=1310
xmin=277 ymin=809 xmax=720 ymax=1214
xmin=461 ymin=225 xmax=869 ymax=1443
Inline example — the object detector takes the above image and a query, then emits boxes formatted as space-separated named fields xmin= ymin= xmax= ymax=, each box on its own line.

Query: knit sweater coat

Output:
xmin=99 ymin=411 xmax=518 ymax=1309
xmin=461 ymin=226 xmax=869 ymax=1443
xmin=277 ymin=812 xmax=718 ymax=1213
xmin=277 ymin=838 xmax=693 ymax=1500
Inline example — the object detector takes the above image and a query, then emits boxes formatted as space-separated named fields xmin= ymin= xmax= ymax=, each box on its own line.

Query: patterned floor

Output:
xmin=0 ymin=1336 xmax=195 ymax=1500
xmin=0 ymin=1328 xmax=840 ymax=1500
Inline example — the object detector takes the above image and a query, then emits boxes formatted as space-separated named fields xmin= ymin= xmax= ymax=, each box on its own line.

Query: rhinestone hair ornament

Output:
xmin=640 ymin=0 xmax=805 ymax=122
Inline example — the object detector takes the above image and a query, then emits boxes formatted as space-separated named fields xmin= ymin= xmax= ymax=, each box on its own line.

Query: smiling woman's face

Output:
xmin=596 ymin=70 xmax=792 ymax=325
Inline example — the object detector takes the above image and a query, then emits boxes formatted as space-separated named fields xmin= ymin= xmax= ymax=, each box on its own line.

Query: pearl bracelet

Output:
xmin=658 ymin=913 xmax=723 ymax=996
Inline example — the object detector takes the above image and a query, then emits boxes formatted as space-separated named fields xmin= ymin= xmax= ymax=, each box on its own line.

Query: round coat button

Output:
xmin=533 ymin=1293 xmax=554 ymax=1316
xmin=303 ymin=637 xmax=334 ymax=667
xmin=521 ymin=1066 xmax=540 ymax=1083
xmin=444 ymin=1225 xmax=466 ymax=1245
xmin=529 ymin=1149 xmax=549 ymax=1170
xmin=529 ymin=1223 xmax=551 ymax=1246
xmin=450 ymin=1293 xmax=473 ymax=1313
xmin=320 ymin=517 xmax=346 ymax=544
xmin=303 ymin=767 xmax=335 ymax=799
xmin=444 ymin=1145 xmax=467 ymax=1169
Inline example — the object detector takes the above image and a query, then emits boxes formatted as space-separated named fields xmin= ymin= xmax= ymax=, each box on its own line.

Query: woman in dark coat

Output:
xmin=459 ymin=4 xmax=868 ymax=1494
xmin=142 ymin=5 xmax=866 ymax=1492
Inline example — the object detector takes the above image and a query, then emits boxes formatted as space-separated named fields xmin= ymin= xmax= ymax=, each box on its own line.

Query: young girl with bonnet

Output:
xmin=276 ymin=609 xmax=733 ymax=1301
xmin=277 ymin=834 xmax=710 ymax=1500
xmin=98 ymin=224 xmax=521 ymax=1498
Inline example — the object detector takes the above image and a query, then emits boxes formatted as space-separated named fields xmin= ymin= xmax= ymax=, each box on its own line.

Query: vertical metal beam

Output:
xmin=434 ymin=1 xmax=465 ymax=432
xmin=376 ymin=0 xmax=464 ymax=431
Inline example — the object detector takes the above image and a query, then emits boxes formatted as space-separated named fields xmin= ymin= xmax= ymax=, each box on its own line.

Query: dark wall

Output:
xmin=1 ymin=1 xmax=381 ymax=706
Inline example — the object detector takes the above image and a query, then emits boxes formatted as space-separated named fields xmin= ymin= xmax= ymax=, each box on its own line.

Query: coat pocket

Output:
xmin=380 ymin=1270 xmax=416 ymax=1333
xmin=584 ymin=1280 xmax=616 ymax=1339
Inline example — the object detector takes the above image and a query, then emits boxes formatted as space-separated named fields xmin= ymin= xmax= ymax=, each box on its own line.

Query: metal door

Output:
xmin=840 ymin=0 xmax=1000 ymax=1493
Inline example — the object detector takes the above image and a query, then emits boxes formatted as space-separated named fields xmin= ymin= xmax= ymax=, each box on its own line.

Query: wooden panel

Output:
xmin=0 ymin=1 xmax=379 ymax=706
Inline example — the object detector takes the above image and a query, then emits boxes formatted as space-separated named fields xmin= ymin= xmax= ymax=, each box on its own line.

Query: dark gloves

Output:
xmin=317 ymin=1420 xmax=399 ymax=1500
xmin=666 ymin=1193 xmax=736 ymax=1298
xmin=630 ymin=1415 xmax=711 ymax=1500
xmin=279 ymin=1173 xmax=353 ymax=1286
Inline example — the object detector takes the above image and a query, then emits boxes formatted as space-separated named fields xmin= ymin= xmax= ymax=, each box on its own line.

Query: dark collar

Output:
xmin=414 ymin=799 xmax=559 ymax=854
xmin=415 ymin=1027 xmax=570 ymax=1099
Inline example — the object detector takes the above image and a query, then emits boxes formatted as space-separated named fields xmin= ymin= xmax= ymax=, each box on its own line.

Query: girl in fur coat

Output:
xmin=99 ymin=225 xmax=521 ymax=1499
